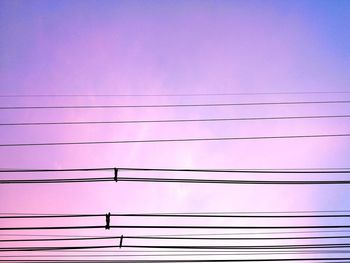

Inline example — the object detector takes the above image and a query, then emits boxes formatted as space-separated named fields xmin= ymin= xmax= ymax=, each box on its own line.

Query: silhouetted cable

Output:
xmin=3 ymin=234 xmax=350 ymax=243
xmin=3 ymin=212 xmax=350 ymax=219
xmin=117 ymin=177 xmax=350 ymax=185
xmin=5 ymin=243 xmax=350 ymax=252
xmin=1 ymin=99 xmax=350 ymax=110
xmin=0 ymin=133 xmax=350 ymax=148
xmin=2 ymin=166 xmax=350 ymax=174
xmin=127 ymin=235 xmax=350 ymax=241
xmin=4 ymin=229 xmax=350 ymax=239
xmin=4 ymin=249 xmax=350 ymax=258
xmin=4 ymin=250 xmax=350 ymax=258
xmin=0 ymin=178 xmax=113 ymax=184
xmin=1 ymin=91 xmax=350 ymax=97
xmin=147 ymin=229 xmax=350 ymax=238
xmin=3 ymin=175 xmax=350 ymax=184
xmin=0 ymin=257 xmax=350 ymax=263
xmin=1 ymin=114 xmax=350 ymax=126
xmin=4 ymin=224 xmax=350 ymax=231
xmin=0 ymin=225 xmax=103 ymax=231
xmin=4 ymin=251 xmax=350 ymax=255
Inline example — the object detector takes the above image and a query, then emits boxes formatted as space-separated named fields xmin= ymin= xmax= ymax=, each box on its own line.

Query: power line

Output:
xmin=3 ymin=175 xmax=350 ymax=185
xmin=2 ymin=166 xmax=350 ymax=174
xmin=4 ymin=243 xmax=350 ymax=252
xmin=4 ymin=224 xmax=350 ymax=231
xmin=0 ymin=133 xmax=350 ymax=148
xmin=1 ymin=91 xmax=350 ymax=97
xmin=3 ymin=249 xmax=350 ymax=258
xmin=1 ymin=114 xmax=350 ymax=126
xmin=4 ymin=229 xmax=350 ymax=239
xmin=0 ymin=177 xmax=112 ymax=184
xmin=4 ymin=250 xmax=350 ymax=258
xmin=1 ymin=99 xmax=350 ymax=110
xmin=3 ymin=234 xmax=350 ymax=243
xmin=3 ymin=212 xmax=350 ymax=219
xmin=117 ymin=176 xmax=350 ymax=185
xmin=5 ymin=243 xmax=350 ymax=252
xmin=0 ymin=257 xmax=350 ymax=263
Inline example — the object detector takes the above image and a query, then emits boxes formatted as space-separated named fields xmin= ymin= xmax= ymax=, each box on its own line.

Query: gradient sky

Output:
xmin=0 ymin=0 xmax=350 ymax=261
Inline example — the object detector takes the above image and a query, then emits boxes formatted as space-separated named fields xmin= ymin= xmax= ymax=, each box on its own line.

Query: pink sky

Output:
xmin=0 ymin=0 xmax=350 ymax=261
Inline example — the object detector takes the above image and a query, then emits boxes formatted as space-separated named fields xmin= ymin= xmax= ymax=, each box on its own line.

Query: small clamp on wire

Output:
xmin=105 ymin=212 xmax=111 ymax=230
xmin=119 ymin=235 xmax=124 ymax=248
xmin=114 ymin=168 xmax=118 ymax=182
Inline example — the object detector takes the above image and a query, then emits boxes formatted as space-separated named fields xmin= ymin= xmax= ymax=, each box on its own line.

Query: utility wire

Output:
xmin=1 ymin=114 xmax=350 ymax=126
xmin=0 ymin=133 xmax=350 ymax=148
xmin=1 ymin=99 xmax=350 ymax=110
xmin=0 ymin=178 xmax=112 ymax=184
xmin=3 ymin=212 xmax=350 ymax=219
xmin=3 ymin=175 xmax=350 ymax=184
xmin=6 ymin=243 xmax=350 ymax=252
xmin=5 ymin=229 xmax=350 ymax=239
xmin=4 ymin=251 xmax=350 ymax=255
xmin=4 ymin=224 xmax=350 ymax=231
xmin=6 ymin=243 xmax=350 ymax=254
xmin=116 ymin=176 xmax=350 ymax=185
xmin=1 ymin=91 xmax=350 ymax=97
xmin=5 ymin=250 xmax=350 ymax=258
xmin=4 ymin=249 xmax=350 ymax=257
xmin=2 ymin=166 xmax=350 ymax=174
xmin=3 ymin=234 xmax=350 ymax=243
xmin=0 ymin=257 xmax=350 ymax=263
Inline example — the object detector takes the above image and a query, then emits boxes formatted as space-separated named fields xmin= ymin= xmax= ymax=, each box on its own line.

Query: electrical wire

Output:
xmin=3 ymin=212 xmax=350 ymax=219
xmin=3 ymin=234 xmax=350 ymax=243
xmin=2 ymin=166 xmax=350 ymax=174
xmin=1 ymin=90 xmax=350 ymax=97
xmin=1 ymin=114 xmax=350 ymax=126
xmin=3 ymin=175 xmax=350 ymax=184
xmin=6 ymin=243 xmax=350 ymax=252
xmin=1 ymin=99 xmax=350 ymax=110
xmin=4 ymin=224 xmax=350 ymax=231
xmin=0 ymin=258 xmax=350 ymax=263
xmin=0 ymin=133 xmax=350 ymax=148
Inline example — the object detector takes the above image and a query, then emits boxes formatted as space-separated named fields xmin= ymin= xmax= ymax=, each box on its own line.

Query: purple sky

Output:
xmin=0 ymin=0 xmax=350 ymax=261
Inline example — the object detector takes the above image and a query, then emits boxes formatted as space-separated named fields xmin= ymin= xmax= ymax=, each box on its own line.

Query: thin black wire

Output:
xmin=1 ymin=91 xmax=350 ymax=97
xmin=3 ymin=234 xmax=350 ymax=243
xmin=3 ymin=249 xmax=350 ymax=257
xmin=3 ymin=176 xmax=350 ymax=184
xmin=1 ymin=99 xmax=350 ymax=110
xmin=0 ymin=225 xmax=103 ymax=231
xmin=0 ymin=258 xmax=350 ymax=263
xmin=4 ymin=229 xmax=350 ymax=238
xmin=4 ymin=250 xmax=350 ymax=258
xmin=117 ymin=176 xmax=350 ymax=185
xmin=2 ymin=166 xmax=350 ymax=174
xmin=4 ymin=251 xmax=350 ymax=257
xmin=3 ymin=210 xmax=350 ymax=216
xmin=0 ymin=133 xmax=350 ymax=148
xmin=3 ymin=212 xmax=350 ymax=219
xmin=0 ymin=177 xmax=112 ymax=184
xmin=1 ymin=114 xmax=350 ymax=126
xmin=4 ymin=224 xmax=350 ymax=231
xmin=5 ymin=243 xmax=350 ymax=252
